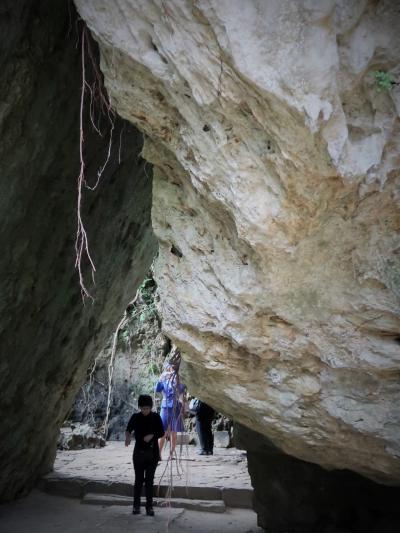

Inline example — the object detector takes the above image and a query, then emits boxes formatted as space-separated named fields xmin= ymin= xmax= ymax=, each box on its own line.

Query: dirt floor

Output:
xmin=0 ymin=490 xmax=262 ymax=533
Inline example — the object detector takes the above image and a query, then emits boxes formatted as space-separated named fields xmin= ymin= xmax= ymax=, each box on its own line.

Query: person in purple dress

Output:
xmin=155 ymin=357 xmax=186 ymax=457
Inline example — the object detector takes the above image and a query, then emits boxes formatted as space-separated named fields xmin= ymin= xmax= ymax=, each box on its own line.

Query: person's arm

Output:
xmin=154 ymin=413 xmax=165 ymax=439
xmin=181 ymin=388 xmax=188 ymax=416
xmin=155 ymin=380 xmax=164 ymax=393
xmin=125 ymin=414 xmax=135 ymax=447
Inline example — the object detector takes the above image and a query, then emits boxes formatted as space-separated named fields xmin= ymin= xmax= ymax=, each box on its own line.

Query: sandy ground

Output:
xmin=53 ymin=442 xmax=251 ymax=489
xmin=0 ymin=490 xmax=262 ymax=533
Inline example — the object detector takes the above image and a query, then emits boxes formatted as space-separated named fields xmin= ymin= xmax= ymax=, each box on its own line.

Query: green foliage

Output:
xmin=129 ymin=306 xmax=138 ymax=318
xmin=149 ymin=361 xmax=160 ymax=375
xmin=138 ymin=278 xmax=156 ymax=305
xmin=139 ymin=303 xmax=157 ymax=322
xmin=120 ymin=328 xmax=130 ymax=343
xmin=118 ymin=277 xmax=158 ymax=350
xmin=126 ymin=347 xmax=163 ymax=398
xmin=373 ymin=70 xmax=395 ymax=92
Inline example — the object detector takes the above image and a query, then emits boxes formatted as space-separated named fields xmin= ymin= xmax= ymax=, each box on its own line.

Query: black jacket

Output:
xmin=126 ymin=412 xmax=164 ymax=458
xmin=196 ymin=401 xmax=215 ymax=420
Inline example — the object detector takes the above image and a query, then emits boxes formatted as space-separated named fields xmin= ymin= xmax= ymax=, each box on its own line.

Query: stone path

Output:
xmin=3 ymin=444 xmax=261 ymax=532
xmin=40 ymin=442 xmax=254 ymax=512
xmin=52 ymin=441 xmax=251 ymax=490
xmin=0 ymin=490 xmax=263 ymax=533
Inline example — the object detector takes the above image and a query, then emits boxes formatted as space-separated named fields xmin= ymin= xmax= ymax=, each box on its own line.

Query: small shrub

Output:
xmin=373 ymin=70 xmax=396 ymax=92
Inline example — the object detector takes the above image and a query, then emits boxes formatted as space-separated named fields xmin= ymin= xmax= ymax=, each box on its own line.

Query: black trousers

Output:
xmin=196 ymin=416 xmax=214 ymax=452
xmin=133 ymin=449 xmax=158 ymax=509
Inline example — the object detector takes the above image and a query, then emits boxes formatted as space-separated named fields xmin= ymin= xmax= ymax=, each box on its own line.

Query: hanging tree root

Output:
xmin=79 ymin=352 xmax=102 ymax=426
xmin=75 ymin=23 xmax=117 ymax=302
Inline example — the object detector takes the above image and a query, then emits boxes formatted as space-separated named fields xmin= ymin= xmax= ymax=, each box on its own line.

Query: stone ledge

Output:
xmin=82 ymin=492 xmax=226 ymax=512
xmin=39 ymin=473 xmax=253 ymax=509
xmin=222 ymin=487 xmax=253 ymax=509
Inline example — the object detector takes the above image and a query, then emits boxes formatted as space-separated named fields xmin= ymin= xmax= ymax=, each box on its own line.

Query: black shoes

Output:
xmin=198 ymin=449 xmax=213 ymax=455
xmin=133 ymin=506 xmax=155 ymax=516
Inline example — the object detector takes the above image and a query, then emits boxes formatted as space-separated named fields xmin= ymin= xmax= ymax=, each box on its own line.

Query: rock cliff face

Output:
xmin=0 ymin=0 xmax=156 ymax=501
xmin=69 ymin=275 xmax=169 ymax=440
xmin=76 ymin=0 xmax=400 ymax=486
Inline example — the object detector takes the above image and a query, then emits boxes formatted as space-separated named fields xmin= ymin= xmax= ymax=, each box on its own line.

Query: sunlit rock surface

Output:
xmin=75 ymin=0 xmax=400 ymax=484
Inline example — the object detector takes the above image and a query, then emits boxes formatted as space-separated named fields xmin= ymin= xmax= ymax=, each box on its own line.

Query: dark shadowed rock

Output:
xmin=235 ymin=424 xmax=400 ymax=533
xmin=0 ymin=0 xmax=156 ymax=501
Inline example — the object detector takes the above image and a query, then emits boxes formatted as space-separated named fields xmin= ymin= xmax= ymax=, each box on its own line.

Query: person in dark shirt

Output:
xmin=125 ymin=394 xmax=164 ymax=516
xmin=195 ymin=400 xmax=215 ymax=455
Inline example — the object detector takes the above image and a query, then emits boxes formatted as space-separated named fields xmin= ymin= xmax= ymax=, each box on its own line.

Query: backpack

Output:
xmin=188 ymin=398 xmax=201 ymax=414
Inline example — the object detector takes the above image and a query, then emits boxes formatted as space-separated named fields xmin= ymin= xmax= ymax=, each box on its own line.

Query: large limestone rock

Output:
xmin=75 ymin=0 xmax=400 ymax=486
xmin=0 ymin=0 xmax=156 ymax=501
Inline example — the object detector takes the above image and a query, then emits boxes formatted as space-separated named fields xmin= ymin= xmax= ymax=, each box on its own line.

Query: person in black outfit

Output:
xmin=125 ymin=394 xmax=164 ymax=516
xmin=195 ymin=400 xmax=215 ymax=455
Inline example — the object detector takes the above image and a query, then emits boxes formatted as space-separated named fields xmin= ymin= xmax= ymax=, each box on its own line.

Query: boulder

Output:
xmin=75 ymin=0 xmax=400 ymax=486
xmin=213 ymin=431 xmax=231 ymax=449
xmin=58 ymin=424 xmax=105 ymax=450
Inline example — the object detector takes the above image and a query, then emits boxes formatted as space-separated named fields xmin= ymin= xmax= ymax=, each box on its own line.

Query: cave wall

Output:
xmin=0 ymin=0 xmax=156 ymax=501
xmin=75 ymin=0 xmax=400 ymax=487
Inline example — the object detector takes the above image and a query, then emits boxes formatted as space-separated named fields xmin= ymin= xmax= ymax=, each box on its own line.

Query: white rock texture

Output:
xmin=75 ymin=0 xmax=400 ymax=484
